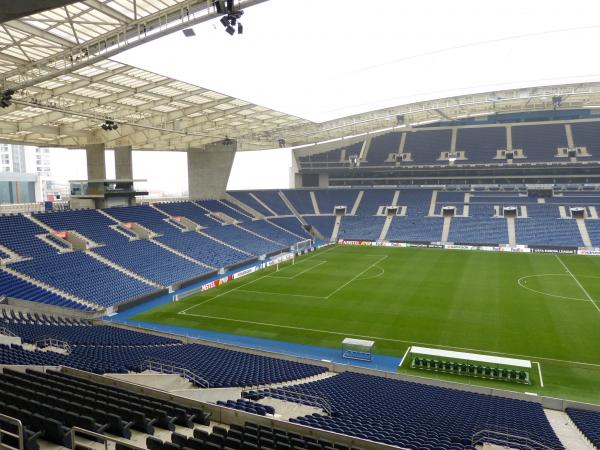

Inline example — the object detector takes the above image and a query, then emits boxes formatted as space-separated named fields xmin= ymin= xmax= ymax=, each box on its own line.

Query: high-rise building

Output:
xmin=0 ymin=143 xmax=26 ymax=173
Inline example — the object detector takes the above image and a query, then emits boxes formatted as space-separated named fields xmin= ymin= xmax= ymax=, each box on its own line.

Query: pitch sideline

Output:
xmin=180 ymin=310 xmax=600 ymax=369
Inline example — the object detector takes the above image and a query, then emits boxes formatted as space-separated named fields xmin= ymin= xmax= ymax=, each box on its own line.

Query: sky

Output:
xmin=19 ymin=0 xmax=600 ymax=194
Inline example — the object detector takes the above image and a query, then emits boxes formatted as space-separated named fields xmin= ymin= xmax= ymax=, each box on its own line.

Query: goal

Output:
xmin=292 ymin=239 xmax=313 ymax=254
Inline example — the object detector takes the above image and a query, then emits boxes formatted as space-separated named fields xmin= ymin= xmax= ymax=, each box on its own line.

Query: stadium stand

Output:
xmin=201 ymin=225 xmax=283 ymax=256
xmin=303 ymin=216 xmax=336 ymax=241
xmin=571 ymin=121 xmax=600 ymax=158
xmin=566 ymin=408 xmax=600 ymax=448
xmin=239 ymin=220 xmax=307 ymax=245
xmin=249 ymin=372 xmax=563 ymax=450
xmin=0 ymin=270 xmax=92 ymax=310
xmin=228 ymin=192 xmax=274 ymax=217
xmin=337 ymin=216 xmax=385 ymax=241
xmin=366 ymin=132 xmax=401 ymax=165
xmin=10 ymin=252 xmax=159 ymax=308
xmin=448 ymin=218 xmax=508 ymax=245
xmin=386 ymin=216 xmax=444 ymax=242
xmin=251 ymin=191 xmax=293 ymax=216
xmin=314 ymin=190 xmax=359 ymax=214
xmin=455 ymin=126 xmax=506 ymax=163
xmin=515 ymin=218 xmax=584 ymax=247
xmin=355 ymin=189 xmax=396 ymax=215
xmin=512 ymin=124 xmax=568 ymax=162
xmin=280 ymin=190 xmax=315 ymax=215
xmin=404 ymin=129 xmax=452 ymax=165
xmin=153 ymin=201 xmax=221 ymax=228
xmin=0 ymin=214 xmax=59 ymax=258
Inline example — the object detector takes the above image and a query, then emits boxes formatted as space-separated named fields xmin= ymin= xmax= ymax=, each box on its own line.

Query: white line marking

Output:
xmin=554 ymin=254 xmax=600 ymax=313
xmin=181 ymin=311 xmax=600 ymax=368
xmin=356 ymin=265 xmax=386 ymax=281
xmin=268 ymin=260 xmax=327 ymax=279
xmin=534 ymin=361 xmax=544 ymax=387
xmin=517 ymin=274 xmax=589 ymax=302
xmin=179 ymin=245 xmax=340 ymax=314
xmin=399 ymin=346 xmax=412 ymax=367
xmin=325 ymin=255 xmax=389 ymax=298
xmin=238 ymin=289 xmax=326 ymax=299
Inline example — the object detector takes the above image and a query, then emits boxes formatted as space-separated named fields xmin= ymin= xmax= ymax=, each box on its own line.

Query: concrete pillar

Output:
xmin=187 ymin=141 xmax=237 ymax=199
xmin=85 ymin=143 xmax=106 ymax=180
xmin=114 ymin=145 xmax=133 ymax=180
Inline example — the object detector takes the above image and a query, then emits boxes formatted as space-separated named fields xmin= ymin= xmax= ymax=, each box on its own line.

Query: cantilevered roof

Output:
xmin=2 ymin=0 xmax=600 ymax=151
xmin=0 ymin=0 xmax=308 ymax=150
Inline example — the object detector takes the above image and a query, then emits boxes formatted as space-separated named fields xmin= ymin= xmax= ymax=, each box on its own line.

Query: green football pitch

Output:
xmin=133 ymin=245 xmax=600 ymax=404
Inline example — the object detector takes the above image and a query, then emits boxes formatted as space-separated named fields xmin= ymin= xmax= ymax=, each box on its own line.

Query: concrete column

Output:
xmin=85 ymin=143 xmax=106 ymax=180
xmin=114 ymin=145 xmax=133 ymax=180
xmin=187 ymin=141 xmax=237 ymax=199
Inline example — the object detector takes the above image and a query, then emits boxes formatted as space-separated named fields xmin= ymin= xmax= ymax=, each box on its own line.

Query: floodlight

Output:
xmin=225 ymin=25 xmax=235 ymax=35
xmin=214 ymin=1 xmax=225 ymax=14
xmin=237 ymin=23 xmax=243 ymax=34
xmin=220 ymin=15 xmax=229 ymax=27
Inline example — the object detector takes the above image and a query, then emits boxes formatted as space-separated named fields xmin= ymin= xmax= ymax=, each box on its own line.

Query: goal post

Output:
xmin=292 ymin=239 xmax=314 ymax=255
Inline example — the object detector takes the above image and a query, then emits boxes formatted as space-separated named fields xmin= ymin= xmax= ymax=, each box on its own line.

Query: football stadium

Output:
xmin=1 ymin=1 xmax=600 ymax=449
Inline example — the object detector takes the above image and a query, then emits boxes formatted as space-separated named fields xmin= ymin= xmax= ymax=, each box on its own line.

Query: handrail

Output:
xmin=142 ymin=359 xmax=210 ymax=388
xmin=0 ymin=412 xmax=25 ymax=450
xmin=471 ymin=428 xmax=554 ymax=450
xmin=0 ymin=327 xmax=17 ymax=337
xmin=242 ymin=385 xmax=333 ymax=416
xmin=71 ymin=426 xmax=146 ymax=450
xmin=35 ymin=337 xmax=72 ymax=354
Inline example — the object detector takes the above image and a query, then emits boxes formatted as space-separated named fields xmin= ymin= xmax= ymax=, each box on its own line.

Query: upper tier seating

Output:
xmin=566 ymin=408 xmax=600 ymax=448
xmin=281 ymin=190 xmax=315 ymax=215
xmin=404 ymin=129 xmax=452 ymax=165
xmin=202 ymin=225 xmax=282 ymax=256
xmin=261 ymin=372 xmax=563 ymax=450
xmin=399 ymin=189 xmax=434 ymax=215
xmin=455 ymin=126 xmax=506 ymax=164
xmin=33 ymin=209 xmax=124 ymax=245
xmin=366 ymin=132 xmax=401 ymax=165
xmin=239 ymin=220 xmax=305 ymax=245
xmin=196 ymin=200 xmax=251 ymax=222
xmin=314 ymin=190 xmax=359 ymax=214
xmin=104 ymin=205 xmax=177 ymax=235
xmin=251 ymin=191 xmax=293 ymax=216
xmin=93 ymin=240 xmax=211 ymax=286
xmin=0 ymin=214 xmax=57 ymax=258
xmin=338 ymin=216 xmax=385 ymax=241
xmin=0 ymin=270 xmax=92 ymax=310
xmin=268 ymin=217 xmax=312 ymax=240
xmin=512 ymin=124 xmax=567 ymax=162
xmin=571 ymin=121 xmax=600 ymax=159
xmin=153 ymin=201 xmax=220 ymax=228
xmin=228 ymin=192 xmax=273 ymax=217
xmin=355 ymin=189 xmax=396 ymax=215
xmin=156 ymin=231 xmax=248 ymax=269
xmin=10 ymin=252 xmax=158 ymax=308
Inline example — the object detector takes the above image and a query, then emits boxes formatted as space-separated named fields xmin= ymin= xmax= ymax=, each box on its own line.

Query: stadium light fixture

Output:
xmin=100 ymin=119 xmax=118 ymax=131
xmin=0 ymin=89 xmax=14 ymax=108
xmin=215 ymin=0 xmax=244 ymax=35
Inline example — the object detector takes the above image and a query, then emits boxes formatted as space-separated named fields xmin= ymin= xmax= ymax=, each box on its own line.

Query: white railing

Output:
xmin=242 ymin=385 xmax=333 ymax=416
xmin=142 ymin=359 xmax=210 ymax=388
xmin=0 ymin=327 xmax=17 ymax=337
xmin=71 ymin=426 xmax=145 ymax=450
xmin=472 ymin=426 xmax=555 ymax=450
xmin=0 ymin=412 xmax=26 ymax=450
xmin=35 ymin=337 xmax=72 ymax=354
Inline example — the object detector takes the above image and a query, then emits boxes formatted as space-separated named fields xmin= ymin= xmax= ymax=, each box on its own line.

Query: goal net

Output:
xmin=292 ymin=239 xmax=313 ymax=254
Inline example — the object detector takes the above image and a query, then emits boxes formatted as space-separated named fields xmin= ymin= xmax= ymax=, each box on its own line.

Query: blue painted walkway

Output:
xmin=109 ymin=250 xmax=402 ymax=373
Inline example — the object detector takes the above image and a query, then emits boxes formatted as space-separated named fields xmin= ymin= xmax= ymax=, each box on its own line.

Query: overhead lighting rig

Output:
xmin=100 ymin=119 xmax=118 ymax=131
xmin=214 ymin=0 xmax=244 ymax=35
xmin=0 ymin=89 xmax=14 ymax=108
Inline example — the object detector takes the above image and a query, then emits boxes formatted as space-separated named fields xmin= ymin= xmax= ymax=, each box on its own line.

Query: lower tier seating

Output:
xmin=251 ymin=372 xmax=562 ymax=450
xmin=566 ymin=408 xmax=600 ymax=448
